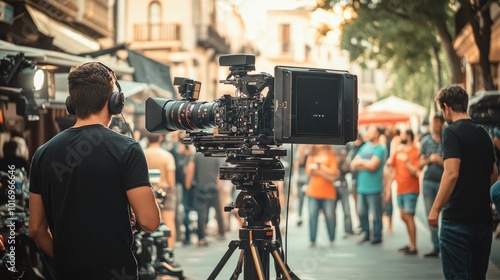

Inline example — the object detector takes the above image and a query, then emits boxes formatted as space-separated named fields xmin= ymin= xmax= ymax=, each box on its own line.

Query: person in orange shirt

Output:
xmin=387 ymin=129 xmax=420 ymax=255
xmin=305 ymin=145 xmax=339 ymax=247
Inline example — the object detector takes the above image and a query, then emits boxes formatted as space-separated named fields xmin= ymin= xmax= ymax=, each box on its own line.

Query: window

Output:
xmin=149 ymin=1 xmax=161 ymax=40
xmin=279 ymin=24 xmax=290 ymax=54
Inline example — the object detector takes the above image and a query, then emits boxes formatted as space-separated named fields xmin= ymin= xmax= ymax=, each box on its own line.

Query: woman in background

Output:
xmin=305 ymin=145 xmax=339 ymax=247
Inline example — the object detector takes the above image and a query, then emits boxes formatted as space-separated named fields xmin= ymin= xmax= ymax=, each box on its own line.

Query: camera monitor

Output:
xmin=274 ymin=66 xmax=358 ymax=145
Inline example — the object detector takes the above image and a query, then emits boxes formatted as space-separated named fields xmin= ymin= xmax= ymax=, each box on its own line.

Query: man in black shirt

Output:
xmin=428 ymin=85 xmax=497 ymax=280
xmin=28 ymin=62 xmax=160 ymax=279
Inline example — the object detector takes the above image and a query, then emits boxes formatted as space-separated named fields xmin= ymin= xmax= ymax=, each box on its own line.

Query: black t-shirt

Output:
xmin=441 ymin=119 xmax=495 ymax=224
xmin=30 ymin=125 xmax=151 ymax=280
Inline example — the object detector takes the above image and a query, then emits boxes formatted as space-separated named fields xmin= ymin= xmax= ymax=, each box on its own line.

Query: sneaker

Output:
xmin=197 ymin=239 xmax=209 ymax=247
xmin=423 ymin=250 xmax=440 ymax=258
xmin=370 ymin=239 xmax=382 ymax=245
xmin=404 ymin=249 xmax=418 ymax=255
xmin=215 ymin=234 xmax=226 ymax=241
xmin=358 ymin=237 xmax=370 ymax=244
xmin=398 ymin=245 xmax=410 ymax=252
xmin=343 ymin=233 xmax=354 ymax=239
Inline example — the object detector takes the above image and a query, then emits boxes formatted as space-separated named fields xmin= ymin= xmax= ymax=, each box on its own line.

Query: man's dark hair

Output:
xmin=436 ymin=84 xmax=468 ymax=113
xmin=143 ymin=130 xmax=162 ymax=144
xmin=67 ymin=62 xmax=114 ymax=119
xmin=376 ymin=126 xmax=384 ymax=136
xmin=405 ymin=129 xmax=415 ymax=142
xmin=433 ymin=114 xmax=445 ymax=123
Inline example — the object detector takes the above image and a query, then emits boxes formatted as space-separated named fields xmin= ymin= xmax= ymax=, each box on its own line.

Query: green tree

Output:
xmin=316 ymin=0 xmax=496 ymax=99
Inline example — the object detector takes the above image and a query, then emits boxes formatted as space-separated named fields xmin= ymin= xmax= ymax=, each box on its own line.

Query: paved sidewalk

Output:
xmin=172 ymin=197 xmax=500 ymax=280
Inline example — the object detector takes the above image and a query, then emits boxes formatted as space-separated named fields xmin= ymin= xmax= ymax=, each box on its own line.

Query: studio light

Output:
xmin=0 ymin=52 xmax=43 ymax=120
xmin=0 ymin=52 xmax=46 ymax=91
xmin=14 ymin=67 xmax=46 ymax=91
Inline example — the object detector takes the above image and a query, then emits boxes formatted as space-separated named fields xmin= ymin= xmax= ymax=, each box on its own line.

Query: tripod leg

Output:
xmin=208 ymin=240 xmax=240 ymax=280
xmin=230 ymin=250 xmax=245 ymax=280
xmin=249 ymin=242 xmax=265 ymax=280
xmin=267 ymin=241 xmax=300 ymax=280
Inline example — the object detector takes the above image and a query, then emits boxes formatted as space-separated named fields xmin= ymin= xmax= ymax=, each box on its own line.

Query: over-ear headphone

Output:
xmin=66 ymin=62 xmax=124 ymax=116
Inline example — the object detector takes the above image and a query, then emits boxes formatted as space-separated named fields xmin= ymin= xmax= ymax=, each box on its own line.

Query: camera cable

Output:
xmin=283 ymin=143 xmax=294 ymax=263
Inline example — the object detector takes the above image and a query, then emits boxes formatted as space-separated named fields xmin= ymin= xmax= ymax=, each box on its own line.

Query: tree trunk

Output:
xmin=432 ymin=45 xmax=442 ymax=113
xmin=435 ymin=22 xmax=463 ymax=85
xmin=469 ymin=2 xmax=494 ymax=90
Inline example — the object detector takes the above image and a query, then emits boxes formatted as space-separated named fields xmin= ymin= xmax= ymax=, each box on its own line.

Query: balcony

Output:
xmin=132 ymin=23 xmax=182 ymax=51
xmin=196 ymin=25 xmax=230 ymax=54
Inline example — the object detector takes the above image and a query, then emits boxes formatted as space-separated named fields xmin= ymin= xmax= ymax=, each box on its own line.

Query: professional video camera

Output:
xmin=145 ymin=54 xmax=358 ymax=279
xmin=146 ymin=54 xmax=357 ymax=144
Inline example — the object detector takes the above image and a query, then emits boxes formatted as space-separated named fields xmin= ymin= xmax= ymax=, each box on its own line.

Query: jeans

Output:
xmin=358 ymin=192 xmax=383 ymax=241
xmin=308 ymin=196 xmax=337 ymax=243
xmin=336 ymin=186 xmax=353 ymax=234
xmin=440 ymin=220 xmax=492 ymax=280
xmin=297 ymin=182 xmax=307 ymax=219
xmin=182 ymin=188 xmax=194 ymax=243
xmin=423 ymin=179 xmax=440 ymax=251
xmin=193 ymin=187 xmax=220 ymax=240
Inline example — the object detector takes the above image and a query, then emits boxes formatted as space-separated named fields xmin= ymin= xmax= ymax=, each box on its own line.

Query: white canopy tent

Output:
xmin=363 ymin=96 xmax=428 ymax=132
xmin=365 ymin=96 xmax=427 ymax=117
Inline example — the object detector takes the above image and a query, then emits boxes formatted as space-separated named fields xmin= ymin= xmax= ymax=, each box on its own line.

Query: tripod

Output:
xmin=208 ymin=186 xmax=300 ymax=280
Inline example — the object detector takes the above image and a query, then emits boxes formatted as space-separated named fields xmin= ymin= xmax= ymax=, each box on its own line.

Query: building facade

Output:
xmin=119 ymin=0 xmax=253 ymax=102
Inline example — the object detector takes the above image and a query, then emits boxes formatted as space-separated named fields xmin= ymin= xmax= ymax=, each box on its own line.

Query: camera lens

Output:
xmin=163 ymin=100 xmax=217 ymax=131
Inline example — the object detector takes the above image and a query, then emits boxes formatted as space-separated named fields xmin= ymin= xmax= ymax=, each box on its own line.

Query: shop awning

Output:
xmin=24 ymin=5 xmax=100 ymax=55
xmin=81 ymin=46 xmax=177 ymax=96
xmin=0 ymin=40 xmax=134 ymax=75
xmin=126 ymin=49 xmax=176 ymax=95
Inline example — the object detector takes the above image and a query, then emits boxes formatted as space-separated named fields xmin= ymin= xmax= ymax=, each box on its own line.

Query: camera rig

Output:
xmin=145 ymin=54 xmax=357 ymax=279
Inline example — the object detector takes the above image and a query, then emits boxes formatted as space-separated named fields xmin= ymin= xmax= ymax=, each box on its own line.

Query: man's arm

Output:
xmin=28 ymin=193 xmax=53 ymax=257
xmin=356 ymin=156 xmax=382 ymax=172
xmin=418 ymin=153 xmax=430 ymax=169
xmin=166 ymin=169 xmax=176 ymax=189
xmin=184 ymin=160 xmax=195 ymax=190
xmin=427 ymin=158 xmax=460 ymax=227
xmin=491 ymin=162 xmax=499 ymax=185
xmin=166 ymin=153 xmax=176 ymax=188
xmin=126 ymin=187 xmax=160 ymax=232
xmin=404 ymin=155 xmax=419 ymax=177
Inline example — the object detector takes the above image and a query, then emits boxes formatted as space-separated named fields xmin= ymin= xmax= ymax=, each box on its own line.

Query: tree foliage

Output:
xmin=315 ymin=0 xmax=458 ymax=108
xmin=316 ymin=0 xmax=496 ymax=103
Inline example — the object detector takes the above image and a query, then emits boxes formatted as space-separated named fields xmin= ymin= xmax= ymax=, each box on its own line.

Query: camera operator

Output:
xmin=29 ymin=62 xmax=160 ymax=280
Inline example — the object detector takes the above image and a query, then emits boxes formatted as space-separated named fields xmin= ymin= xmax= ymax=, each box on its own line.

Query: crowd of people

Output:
xmin=292 ymin=123 xmax=428 ymax=253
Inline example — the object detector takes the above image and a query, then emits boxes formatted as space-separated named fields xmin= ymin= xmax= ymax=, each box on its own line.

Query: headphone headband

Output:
xmin=66 ymin=62 xmax=125 ymax=116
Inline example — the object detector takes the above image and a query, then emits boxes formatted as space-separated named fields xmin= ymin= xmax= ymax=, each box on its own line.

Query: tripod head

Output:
xmin=182 ymin=131 xmax=285 ymax=226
